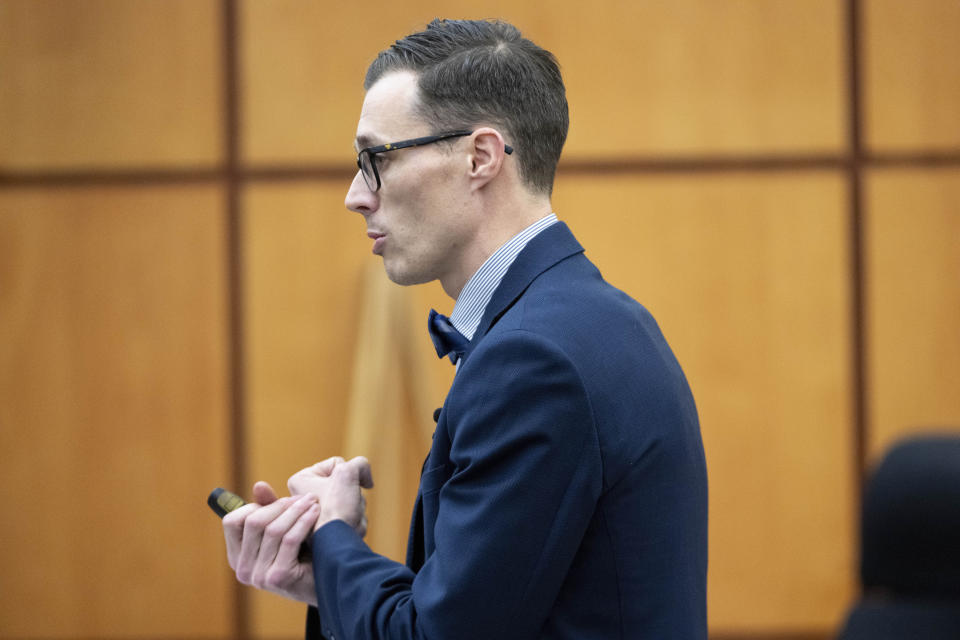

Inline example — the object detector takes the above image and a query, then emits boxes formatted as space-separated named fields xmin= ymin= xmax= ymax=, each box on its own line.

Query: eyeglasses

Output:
xmin=355 ymin=130 xmax=514 ymax=192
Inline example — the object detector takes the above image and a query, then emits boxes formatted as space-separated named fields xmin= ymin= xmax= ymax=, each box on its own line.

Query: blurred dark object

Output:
xmin=838 ymin=433 xmax=960 ymax=639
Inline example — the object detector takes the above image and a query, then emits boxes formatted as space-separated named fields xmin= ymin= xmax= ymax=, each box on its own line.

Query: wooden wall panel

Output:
xmin=0 ymin=185 xmax=232 ymax=637
xmin=556 ymin=0 xmax=846 ymax=157
xmin=553 ymin=171 xmax=855 ymax=632
xmin=241 ymin=182 xmax=453 ymax=637
xmin=3 ymin=1 xmax=958 ymax=638
xmin=241 ymin=0 xmax=844 ymax=164
xmin=863 ymin=0 xmax=960 ymax=151
xmin=0 ymin=0 xmax=222 ymax=171
xmin=865 ymin=168 xmax=960 ymax=462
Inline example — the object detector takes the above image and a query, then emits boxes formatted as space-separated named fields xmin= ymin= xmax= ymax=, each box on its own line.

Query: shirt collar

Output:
xmin=448 ymin=213 xmax=558 ymax=341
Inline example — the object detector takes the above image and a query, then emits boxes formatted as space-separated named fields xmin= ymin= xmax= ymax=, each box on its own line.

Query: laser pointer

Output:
xmin=207 ymin=487 xmax=313 ymax=560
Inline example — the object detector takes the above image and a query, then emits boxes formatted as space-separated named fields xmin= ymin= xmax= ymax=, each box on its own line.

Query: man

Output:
xmin=223 ymin=19 xmax=708 ymax=639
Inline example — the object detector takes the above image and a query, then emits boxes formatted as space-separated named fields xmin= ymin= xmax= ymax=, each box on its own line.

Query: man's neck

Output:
xmin=441 ymin=198 xmax=553 ymax=300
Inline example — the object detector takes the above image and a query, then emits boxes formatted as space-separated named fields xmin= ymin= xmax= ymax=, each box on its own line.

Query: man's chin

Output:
xmin=382 ymin=262 xmax=433 ymax=287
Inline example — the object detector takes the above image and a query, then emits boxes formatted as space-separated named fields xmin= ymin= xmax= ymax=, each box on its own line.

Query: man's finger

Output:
xmin=288 ymin=456 xmax=344 ymax=495
xmin=252 ymin=481 xmax=279 ymax=505
xmin=311 ymin=456 xmax=345 ymax=476
xmin=329 ymin=457 xmax=373 ymax=491
xmin=235 ymin=497 xmax=294 ymax=584
xmin=251 ymin=495 xmax=316 ymax=588
xmin=348 ymin=456 xmax=374 ymax=489
xmin=273 ymin=502 xmax=321 ymax=570
xmin=223 ymin=502 xmax=261 ymax=567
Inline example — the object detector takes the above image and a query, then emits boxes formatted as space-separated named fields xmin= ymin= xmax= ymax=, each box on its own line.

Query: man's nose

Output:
xmin=345 ymin=171 xmax=378 ymax=216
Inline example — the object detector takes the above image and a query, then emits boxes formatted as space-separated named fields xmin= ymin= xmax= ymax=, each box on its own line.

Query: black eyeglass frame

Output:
xmin=356 ymin=130 xmax=514 ymax=192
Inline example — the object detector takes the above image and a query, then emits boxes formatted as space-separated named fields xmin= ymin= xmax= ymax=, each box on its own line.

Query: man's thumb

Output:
xmin=252 ymin=481 xmax=279 ymax=505
xmin=333 ymin=457 xmax=374 ymax=490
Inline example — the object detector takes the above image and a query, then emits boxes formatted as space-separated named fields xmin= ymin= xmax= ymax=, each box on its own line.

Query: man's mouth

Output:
xmin=367 ymin=231 xmax=386 ymax=255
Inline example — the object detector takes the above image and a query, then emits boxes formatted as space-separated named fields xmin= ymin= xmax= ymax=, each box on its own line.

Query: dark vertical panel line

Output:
xmin=846 ymin=0 xmax=868 ymax=553
xmin=223 ymin=0 xmax=249 ymax=637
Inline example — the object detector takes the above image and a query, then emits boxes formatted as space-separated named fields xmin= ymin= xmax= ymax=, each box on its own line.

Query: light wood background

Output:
xmin=1 ymin=1 xmax=958 ymax=638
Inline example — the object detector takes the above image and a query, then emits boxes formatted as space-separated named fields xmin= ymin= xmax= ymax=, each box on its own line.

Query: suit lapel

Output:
xmin=462 ymin=222 xmax=584 ymax=364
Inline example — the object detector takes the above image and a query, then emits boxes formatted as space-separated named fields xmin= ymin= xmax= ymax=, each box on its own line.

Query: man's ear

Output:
xmin=467 ymin=127 xmax=508 ymax=190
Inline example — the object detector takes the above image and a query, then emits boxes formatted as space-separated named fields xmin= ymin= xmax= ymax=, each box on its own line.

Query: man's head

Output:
xmin=345 ymin=20 xmax=566 ymax=298
xmin=365 ymin=19 xmax=568 ymax=196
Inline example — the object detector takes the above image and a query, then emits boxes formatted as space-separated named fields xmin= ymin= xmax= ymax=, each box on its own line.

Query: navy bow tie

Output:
xmin=428 ymin=309 xmax=469 ymax=364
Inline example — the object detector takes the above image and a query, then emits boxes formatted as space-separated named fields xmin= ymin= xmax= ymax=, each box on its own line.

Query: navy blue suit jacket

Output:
xmin=307 ymin=223 xmax=707 ymax=639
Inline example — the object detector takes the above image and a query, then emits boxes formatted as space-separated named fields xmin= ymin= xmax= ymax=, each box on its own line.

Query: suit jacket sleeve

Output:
xmin=309 ymin=329 xmax=603 ymax=640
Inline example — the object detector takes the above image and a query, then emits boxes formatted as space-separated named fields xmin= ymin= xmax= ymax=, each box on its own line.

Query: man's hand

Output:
xmin=222 ymin=492 xmax=320 ymax=606
xmin=288 ymin=456 xmax=374 ymax=536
